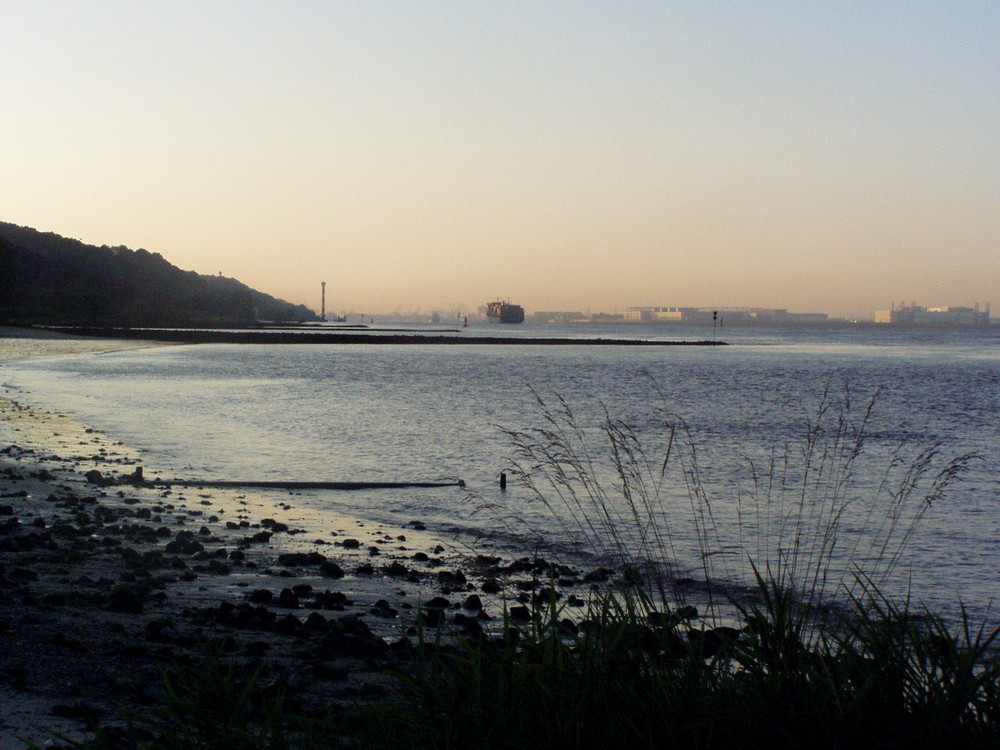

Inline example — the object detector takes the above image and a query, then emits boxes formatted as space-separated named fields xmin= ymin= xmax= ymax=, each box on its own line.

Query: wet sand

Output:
xmin=0 ymin=330 xmax=601 ymax=747
xmin=0 ymin=327 xmax=170 ymax=362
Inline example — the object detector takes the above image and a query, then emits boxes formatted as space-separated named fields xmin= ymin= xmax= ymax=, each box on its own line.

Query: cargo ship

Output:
xmin=485 ymin=300 xmax=525 ymax=324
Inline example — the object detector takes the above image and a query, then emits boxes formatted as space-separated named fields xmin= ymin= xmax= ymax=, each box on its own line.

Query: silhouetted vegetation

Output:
xmin=0 ymin=222 xmax=317 ymax=327
xmin=65 ymin=390 xmax=999 ymax=749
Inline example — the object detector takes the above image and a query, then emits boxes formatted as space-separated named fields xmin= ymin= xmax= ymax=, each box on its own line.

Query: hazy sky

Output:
xmin=3 ymin=2 xmax=998 ymax=319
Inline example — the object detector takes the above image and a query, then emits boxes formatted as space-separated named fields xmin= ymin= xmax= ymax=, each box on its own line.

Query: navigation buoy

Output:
xmin=499 ymin=472 xmax=507 ymax=490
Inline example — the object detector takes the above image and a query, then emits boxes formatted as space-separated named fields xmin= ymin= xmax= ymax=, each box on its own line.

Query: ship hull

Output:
xmin=485 ymin=300 xmax=524 ymax=324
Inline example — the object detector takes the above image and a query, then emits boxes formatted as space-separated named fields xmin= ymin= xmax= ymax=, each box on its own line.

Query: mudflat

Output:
xmin=0 ymin=330 xmax=597 ymax=747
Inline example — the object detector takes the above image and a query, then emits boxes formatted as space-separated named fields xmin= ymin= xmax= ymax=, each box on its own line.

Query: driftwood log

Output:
xmin=158 ymin=479 xmax=465 ymax=490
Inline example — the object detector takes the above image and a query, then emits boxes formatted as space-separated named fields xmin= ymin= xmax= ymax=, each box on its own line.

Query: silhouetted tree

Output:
xmin=0 ymin=222 xmax=318 ymax=327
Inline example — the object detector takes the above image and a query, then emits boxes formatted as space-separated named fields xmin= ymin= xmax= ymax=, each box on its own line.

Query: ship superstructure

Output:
xmin=485 ymin=300 xmax=525 ymax=324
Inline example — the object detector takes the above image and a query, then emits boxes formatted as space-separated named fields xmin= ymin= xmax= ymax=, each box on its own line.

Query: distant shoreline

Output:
xmin=44 ymin=326 xmax=728 ymax=346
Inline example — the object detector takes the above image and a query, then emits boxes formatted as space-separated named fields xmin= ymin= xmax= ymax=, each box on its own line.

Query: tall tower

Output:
xmin=321 ymin=281 xmax=326 ymax=322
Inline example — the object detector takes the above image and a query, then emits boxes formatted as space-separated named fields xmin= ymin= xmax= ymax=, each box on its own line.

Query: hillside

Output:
xmin=0 ymin=222 xmax=317 ymax=327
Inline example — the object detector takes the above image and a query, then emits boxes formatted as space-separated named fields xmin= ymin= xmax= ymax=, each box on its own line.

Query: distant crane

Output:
xmin=321 ymin=281 xmax=326 ymax=322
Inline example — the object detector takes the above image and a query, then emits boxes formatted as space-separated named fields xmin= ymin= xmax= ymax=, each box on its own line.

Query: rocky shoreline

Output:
xmin=0 ymin=333 xmax=617 ymax=747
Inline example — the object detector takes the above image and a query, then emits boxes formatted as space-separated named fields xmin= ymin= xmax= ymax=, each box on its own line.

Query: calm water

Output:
xmin=3 ymin=324 xmax=999 ymax=620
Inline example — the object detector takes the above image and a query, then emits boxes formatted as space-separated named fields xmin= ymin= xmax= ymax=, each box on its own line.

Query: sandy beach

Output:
xmin=0 ymin=330 xmax=601 ymax=747
xmin=0 ymin=327 xmax=173 ymax=362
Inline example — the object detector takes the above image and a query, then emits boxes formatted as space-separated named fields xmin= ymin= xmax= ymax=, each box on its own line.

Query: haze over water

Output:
xmin=3 ymin=4 xmax=997 ymax=318
xmin=3 ymin=325 xmax=998 ymax=623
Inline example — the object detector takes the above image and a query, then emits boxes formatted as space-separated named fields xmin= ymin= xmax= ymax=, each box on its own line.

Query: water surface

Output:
xmin=3 ymin=324 xmax=998 ymax=621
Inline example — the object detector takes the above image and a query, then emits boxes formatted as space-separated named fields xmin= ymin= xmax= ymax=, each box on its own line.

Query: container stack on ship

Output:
xmin=485 ymin=300 xmax=525 ymax=324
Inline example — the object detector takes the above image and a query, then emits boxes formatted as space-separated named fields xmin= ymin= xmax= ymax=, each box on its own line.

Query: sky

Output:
xmin=2 ymin=2 xmax=998 ymax=320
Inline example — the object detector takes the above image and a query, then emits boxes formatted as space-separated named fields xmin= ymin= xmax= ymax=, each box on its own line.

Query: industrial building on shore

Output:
xmin=874 ymin=302 xmax=991 ymax=326
xmin=623 ymin=306 xmax=829 ymax=325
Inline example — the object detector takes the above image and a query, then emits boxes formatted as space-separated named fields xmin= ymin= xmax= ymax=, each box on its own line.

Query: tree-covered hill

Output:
xmin=0 ymin=222 xmax=317 ymax=327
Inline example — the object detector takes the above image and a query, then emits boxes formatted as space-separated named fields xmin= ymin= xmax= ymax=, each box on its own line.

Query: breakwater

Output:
xmin=47 ymin=326 xmax=726 ymax=346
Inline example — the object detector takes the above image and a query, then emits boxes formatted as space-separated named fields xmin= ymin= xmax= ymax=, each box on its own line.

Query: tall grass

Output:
xmin=67 ymin=386 xmax=995 ymax=749
xmin=362 ymin=564 xmax=1000 ymax=750
xmin=493 ymin=383 xmax=974 ymax=627
xmin=366 ymin=386 xmax=998 ymax=749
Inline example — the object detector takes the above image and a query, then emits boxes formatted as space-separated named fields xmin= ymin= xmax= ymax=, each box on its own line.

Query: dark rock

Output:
xmin=244 ymin=641 xmax=270 ymax=656
xmin=341 ymin=538 xmax=361 ymax=549
xmin=248 ymin=589 xmax=273 ymax=604
xmin=620 ymin=565 xmax=643 ymax=585
xmin=145 ymin=618 xmax=177 ymax=640
xmin=41 ymin=592 xmax=67 ymax=608
xmin=275 ymin=613 xmax=302 ymax=633
xmin=323 ymin=633 xmax=388 ymax=660
xmin=384 ymin=561 xmax=409 ymax=577
xmin=164 ymin=539 xmax=205 ymax=555
xmin=276 ymin=588 xmax=300 ymax=609
xmin=559 ymin=618 xmax=579 ymax=636
xmin=52 ymin=702 xmax=103 ymax=720
xmin=687 ymin=626 xmax=742 ymax=658
xmin=49 ymin=631 xmax=85 ymax=650
xmin=217 ymin=635 xmax=239 ymax=652
xmin=389 ymin=636 xmax=416 ymax=659
xmin=452 ymin=612 xmax=485 ymax=639
xmin=675 ymin=605 xmax=699 ymax=620
xmin=438 ymin=570 xmax=467 ymax=587
xmin=462 ymin=594 xmax=483 ymax=611
xmin=313 ymin=590 xmax=350 ymax=609
xmin=582 ymin=567 xmax=612 ymax=583
xmin=305 ymin=611 xmax=328 ymax=629
xmin=419 ymin=608 xmax=446 ymax=627
xmin=215 ymin=604 xmax=277 ymax=630
xmin=370 ymin=599 xmax=397 ymax=618
xmin=206 ymin=559 xmax=231 ymax=575
xmin=261 ymin=518 xmax=290 ymax=533
xmin=314 ymin=663 xmax=349 ymax=681
xmin=319 ymin=561 xmax=345 ymax=578
xmin=277 ymin=551 xmax=327 ymax=567
xmin=534 ymin=587 xmax=559 ymax=604
xmin=107 ymin=584 xmax=145 ymax=614
xmin=84 ymin=469 xmax=106 ymax=485
xmin=332 ymin=613 xmax=375 ymax=637
xmin=504 ymin=557 xmax=535 ymax=574
xmin=509 ymin=605 xmax=532 ymax=623
xmin=646 ymin=611 xmax=674 ymax=627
